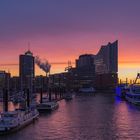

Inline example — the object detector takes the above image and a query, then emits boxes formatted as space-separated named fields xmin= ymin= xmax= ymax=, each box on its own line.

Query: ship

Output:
xmin=0 ymin=108 xmax=39 ymax=135
xmin=64 ymin=92 xmax=73 ymax=101
xmin=79 ymin=87 xmax=96 ymax=93
xmin=125 ymin=73 xmax=140 ymax=105
xmin=125 ymin=84 xmax=140 ymax=105
xmin=36 ymin=89 xmax=59 ymax=112
xmin=36 ymin=101 xmax=59 ymax=111
xmin=0 ymin=89 xmax=39 ymax=135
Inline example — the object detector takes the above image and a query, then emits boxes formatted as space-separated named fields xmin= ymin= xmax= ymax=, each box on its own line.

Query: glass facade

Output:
xmin=95 ymin=40 xmax=118 ymax=74
xmin=19 ymin=50 xmax=35 ymax=92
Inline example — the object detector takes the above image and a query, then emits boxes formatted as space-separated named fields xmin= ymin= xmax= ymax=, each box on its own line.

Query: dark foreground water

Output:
xmin=1 ymin=93 xmax=140 ymax=140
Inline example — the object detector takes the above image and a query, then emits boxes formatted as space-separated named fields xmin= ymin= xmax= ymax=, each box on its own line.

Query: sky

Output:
xmin=0 ymin=0 xmax=140 ymax=81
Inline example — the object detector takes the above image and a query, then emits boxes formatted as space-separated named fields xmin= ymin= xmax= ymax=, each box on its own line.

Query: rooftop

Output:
xmin=25 ymin=50 xmax=33 ymax=56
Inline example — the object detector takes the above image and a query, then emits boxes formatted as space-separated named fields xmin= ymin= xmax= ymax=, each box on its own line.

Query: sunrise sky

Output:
xmin=0 ymin=0 xmax=140 ymax=81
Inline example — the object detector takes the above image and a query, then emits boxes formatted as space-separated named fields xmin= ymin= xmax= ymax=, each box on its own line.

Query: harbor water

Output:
xmin=1 ymin=93 xmax=140 ymax=140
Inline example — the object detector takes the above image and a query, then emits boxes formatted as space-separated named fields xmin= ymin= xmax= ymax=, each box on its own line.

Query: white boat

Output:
xmin=0 ymin=108 xmax=39 ymax=135
xmin=79 ymin=87 xmax=96 ymax=93
xmin=125 ymin=85 xmax=140 ymax=105
xmin=36 ymin=101 xmax=59 ymax=111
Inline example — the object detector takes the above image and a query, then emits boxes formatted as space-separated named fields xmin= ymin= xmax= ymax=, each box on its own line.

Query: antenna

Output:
xmin=28 ymin=41 xmax=30 ymax=51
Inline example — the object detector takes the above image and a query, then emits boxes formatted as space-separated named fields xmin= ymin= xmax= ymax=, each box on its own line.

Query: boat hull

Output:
xmin=0 ymin=113 xmax=39 ymax=135
xmin=37 ymin=104 xmax=59 ymax=112
xmin=125 ymin=95 xmax=140 ymax=105
xmin=65 ymin=98 xmax=72 ymax=101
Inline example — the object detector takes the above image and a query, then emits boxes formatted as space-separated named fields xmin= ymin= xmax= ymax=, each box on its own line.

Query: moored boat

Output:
xmin=0 ymin=108 xmax=39 ymax=135
xmin=0 ymin=89 xmax=39 ymax=135
xmin=125 ymin=85 xmax=140 ymax=105
xmin=64 ymin=93 xmax=73 ymax=101
xmin=36 ymin=101 xmax=59 ymax=111
xmin=79 ymin=87 xmax=95 ymax=94
xmin=37 ymin=88 xmax=59 ymax=112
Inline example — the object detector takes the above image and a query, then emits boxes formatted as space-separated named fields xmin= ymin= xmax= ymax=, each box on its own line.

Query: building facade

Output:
xmin=0 ymin=71 xmax=11 ymax=96
xmin=94 ymin=40 xmax=118 ymax=89
xmin=74 ymin=40 xmax=118 ymax=90
xmin=19 ymin=50 xmax=35 ymax=93
xmin=73 ymin=54 xmax=96 ymax=89
xmin=94 ymin=40 xmax=118 ymax=74
xmin=48 ymin=40 xmax=118 ymax=90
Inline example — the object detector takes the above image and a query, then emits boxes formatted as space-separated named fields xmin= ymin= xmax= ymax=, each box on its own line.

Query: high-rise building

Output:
xmin=48 ymin=40 xmax=118 ymax=90
xmin=19 ymin=50 xmax=35 ymax=93
xmin=76 ymin=54 xmax=95 ymax=69
xmin=94 ymin=40 xmax=118 ymax=74
xmin=74 ymin=41 xmax=118 ymax=90
xmin=94 ymin=40 xmax=118 ymax=89
xmin=74 ymin=54 xmax=95 ymax=88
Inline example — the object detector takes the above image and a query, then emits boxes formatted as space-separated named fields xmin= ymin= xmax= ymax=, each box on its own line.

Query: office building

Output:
xmin=94 ymin=40 xmax=118 ymax=89
xmin=48 ymin=40 xmax=118 ymax=90
xmin=19 ymin=50 xmax=35 ymax=93
xmin=74 ymin=40 xmax=118 ymax=90
xmin=94 ymin=40 xmax=118 ymax=74
xmin=75 ymin=54 xmax=95 ymax=88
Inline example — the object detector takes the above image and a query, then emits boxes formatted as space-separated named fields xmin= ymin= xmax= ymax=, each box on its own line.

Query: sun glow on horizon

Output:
xmin=0 ymin=61 xmax=140 ymax=82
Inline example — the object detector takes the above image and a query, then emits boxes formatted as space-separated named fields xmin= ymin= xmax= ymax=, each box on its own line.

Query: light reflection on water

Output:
xmin=1 ymin=93 xmax=140 ymax=140
xmin=0 ymin=102 xmax=19 ymax=112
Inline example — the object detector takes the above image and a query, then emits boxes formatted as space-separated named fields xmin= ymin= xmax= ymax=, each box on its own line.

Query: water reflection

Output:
xmin=0 ymin=102 xmax=19 ymax=112
xmin=1 ymin=93 xmax=140 ymax=139
xmin=114 ymin=96 xmax=140 ymax=139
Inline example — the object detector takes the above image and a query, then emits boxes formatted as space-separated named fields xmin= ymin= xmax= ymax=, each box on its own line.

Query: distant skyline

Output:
xmin=0 ymin=0 xmax=140 ymax=80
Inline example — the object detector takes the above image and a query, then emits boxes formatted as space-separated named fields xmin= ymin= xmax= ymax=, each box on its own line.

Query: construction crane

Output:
xmin=65 ymin=61 xmax=72 ymax=72
xmin=133 ymin=73 xmax=140 ymax=84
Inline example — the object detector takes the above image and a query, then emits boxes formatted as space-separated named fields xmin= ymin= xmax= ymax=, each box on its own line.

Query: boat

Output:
xmin=125 ymin=85 xmax=140 ymax=105
xmin=0 ymin=108 xmax=39 ymax=135
xmin=115 ymin=83 xmax=129 ymax=98
xmin=125 ymin=73 xmax=140 ymax=105
xmin=0 ymin=89 xmax=39 ymax=135
xmin=37 ymin=88 xmax=59 ymax=112
xmin=64 ymin=93 xmax=73 ymax=101
xmin=36 ymin=101 xmax=59 ymax=111
xmin=79 ymin=87 xmax=96 ymax=93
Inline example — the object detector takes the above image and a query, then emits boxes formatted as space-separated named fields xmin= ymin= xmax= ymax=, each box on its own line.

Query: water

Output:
xmin=1 ymin=93 xmax=140 ymax=140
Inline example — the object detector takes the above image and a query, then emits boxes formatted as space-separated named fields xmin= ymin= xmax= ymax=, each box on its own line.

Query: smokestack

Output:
xmin=3 ymin=89 xmax=8 ymax=112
